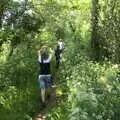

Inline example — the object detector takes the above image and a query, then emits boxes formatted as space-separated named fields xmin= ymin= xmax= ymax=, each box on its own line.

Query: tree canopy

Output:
xmin=0 ymin=0 xmax=120 ymax=120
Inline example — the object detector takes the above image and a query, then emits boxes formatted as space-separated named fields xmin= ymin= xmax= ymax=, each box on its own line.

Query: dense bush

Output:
xmin=47 ymin=49 xmax=120 ymax=120
xmin=0 ymin=42 xmax=41 ymax=120
xmin=0 ymin=0 xmax=120 ymax=120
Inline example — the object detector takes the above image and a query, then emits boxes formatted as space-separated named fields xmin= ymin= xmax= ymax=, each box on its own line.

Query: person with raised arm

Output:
xmin=38 ymin=46 xmax=54 ymax=107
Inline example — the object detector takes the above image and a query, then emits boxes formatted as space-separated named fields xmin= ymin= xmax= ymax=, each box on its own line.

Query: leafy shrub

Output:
xmin=47 ymin=50 xmax=120 ymax=120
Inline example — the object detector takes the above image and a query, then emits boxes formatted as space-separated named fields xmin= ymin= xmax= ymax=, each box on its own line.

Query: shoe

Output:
xmin=51 ymin=84 xmax=56 ymax=88
xmin=47 ymin=94 xmax=51 ymax=99
xmin=41 ymin=102 xmax=46 ymax=108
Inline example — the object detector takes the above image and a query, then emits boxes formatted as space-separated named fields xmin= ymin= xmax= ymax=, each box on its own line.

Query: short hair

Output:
xmin=41 ymin=51 xmax=48 ymax=60
xmin=40 ymin=46 xmax=49 ymax=60
xmin=59 ymin=38 xmax=62 ymax=41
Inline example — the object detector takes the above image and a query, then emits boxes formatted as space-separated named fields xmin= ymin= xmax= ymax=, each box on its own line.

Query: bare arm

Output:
xmin=49 ymin=48 xmax=54 ymax=58
xmin=38 ymin=50 xmax=41 ymax=56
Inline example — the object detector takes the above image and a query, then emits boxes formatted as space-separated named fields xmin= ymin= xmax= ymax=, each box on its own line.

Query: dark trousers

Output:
xmin=56 ymin=58 xmax=60 ymax=69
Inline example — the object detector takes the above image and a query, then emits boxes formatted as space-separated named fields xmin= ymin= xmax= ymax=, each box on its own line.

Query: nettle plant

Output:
xmin=67 ymin=61 xmax=119 ymax=120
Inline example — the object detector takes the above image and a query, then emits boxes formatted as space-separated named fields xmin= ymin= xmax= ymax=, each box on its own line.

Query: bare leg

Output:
xmin=41 ymin=88 xmax=45 ymax=103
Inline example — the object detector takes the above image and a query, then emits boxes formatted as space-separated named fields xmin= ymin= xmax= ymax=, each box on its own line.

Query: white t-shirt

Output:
xmin=58 ymin=42 xmax=64 ymax=50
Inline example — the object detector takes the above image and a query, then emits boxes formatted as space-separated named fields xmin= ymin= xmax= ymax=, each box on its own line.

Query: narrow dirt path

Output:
xmin=35 ymin=56 xmax=65 ymax=120
xmin=35 ymin=87 xmax=58 ymax=120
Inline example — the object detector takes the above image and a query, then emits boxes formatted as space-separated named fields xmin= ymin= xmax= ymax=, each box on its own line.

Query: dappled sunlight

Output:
xmin=0 ymin=0 xmax=120 ymax=120
xmin=99 ymin=76 xmax=107 ymax=84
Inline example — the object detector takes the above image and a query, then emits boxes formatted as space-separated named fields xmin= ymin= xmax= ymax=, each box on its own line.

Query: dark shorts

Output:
xmin=38 ymin=75 xmax=54 ymax=89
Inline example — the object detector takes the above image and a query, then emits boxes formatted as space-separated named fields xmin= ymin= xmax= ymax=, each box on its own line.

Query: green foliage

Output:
xmin=0 ymin=0 xmax=120 ymax=120
xmin=68 ymin=60 xmax=119 ymax=120
xmin=0 ymin=86 xmax=39 ymax=120
xmin=46 ymin=103 xmax=69 ymax=120
xmin=96 ymin=0 xmax=120 ymax=62
xmin=36 ymin=29 xmax=56 ymax=46
xmin=0 ymin=40 xmax=41 ymax=120
xmin=47 ymin=48 xmax=120 ymax=120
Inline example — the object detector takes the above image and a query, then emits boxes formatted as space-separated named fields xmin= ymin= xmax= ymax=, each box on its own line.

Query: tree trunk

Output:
xmin=91 ymin=0 xmax=100 ymax=61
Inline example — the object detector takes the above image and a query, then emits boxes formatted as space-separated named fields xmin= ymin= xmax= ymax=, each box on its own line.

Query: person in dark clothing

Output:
xmin=38 ymin=46 xmax=55 ymax=107
xmin=55 ymin=45 xmax=62 ymax=69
